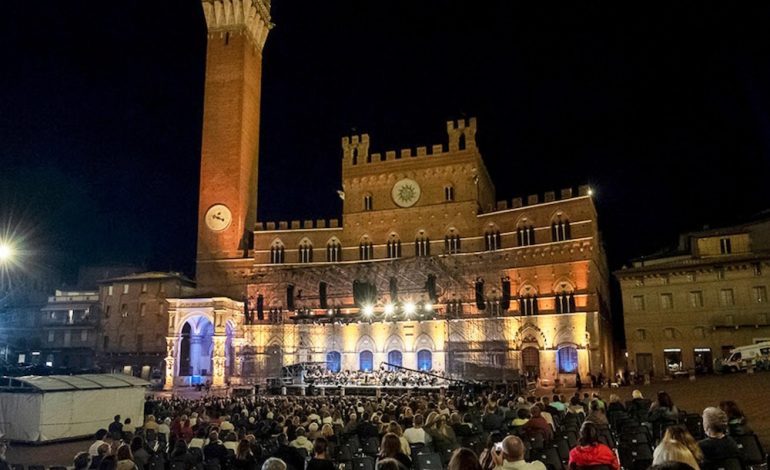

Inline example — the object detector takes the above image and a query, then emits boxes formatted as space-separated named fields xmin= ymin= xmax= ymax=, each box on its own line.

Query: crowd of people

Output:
xmin=302 ymin=366 xmax=450 ymax=387
xmin=55 ymin=387 xmax=765 ymax=470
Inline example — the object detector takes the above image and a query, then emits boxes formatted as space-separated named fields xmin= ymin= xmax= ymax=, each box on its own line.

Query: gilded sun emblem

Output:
xmin=392 ymin=178 xmax=421 ymax=207
xmin=398 ymin=184 xmax=416 ymax=202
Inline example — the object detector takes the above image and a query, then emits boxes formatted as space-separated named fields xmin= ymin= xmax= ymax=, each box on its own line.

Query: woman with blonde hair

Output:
xmin=653 ymin=438 xmax=700 ymax=470
xmin=388 ymin=422 xmax=410 ymax=456
xmin=660 ymin=426 xmax=703 ymax=463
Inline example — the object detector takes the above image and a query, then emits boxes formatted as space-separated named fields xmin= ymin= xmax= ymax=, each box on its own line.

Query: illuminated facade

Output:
xmin=617 ymin=218 xmax=770 ymax=376
xmin=164 ymin=0 xmax=614 ymax=389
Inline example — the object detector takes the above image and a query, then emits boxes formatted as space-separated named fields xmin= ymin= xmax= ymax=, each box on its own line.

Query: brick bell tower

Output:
xmin=196 ymin=0 xmax=271 ymax=295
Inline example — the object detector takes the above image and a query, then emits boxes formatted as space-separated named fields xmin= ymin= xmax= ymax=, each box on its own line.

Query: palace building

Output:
xmin=616 ymin=216 xmax=770 ymax=376
xmin=163 ymin=0 xmax=615 ymax=389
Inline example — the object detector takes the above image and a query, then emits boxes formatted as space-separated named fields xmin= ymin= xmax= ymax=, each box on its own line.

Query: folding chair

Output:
xmin=351 ymin=456 xmax=375 ymax=470
xmin=415 ymin=452 xmax=443 ymax=470
xmin=684 ymin=413 xmax=704 ymax=440
xmin=362 ymin=436 xmax=379 ymax=457
xmin=535 ymin=446 xmax=564 ymax=470
xmin=734 ymin=433 xmax=766 ymax=465
xmin=702 ymin=458 xmax=743 ymax=470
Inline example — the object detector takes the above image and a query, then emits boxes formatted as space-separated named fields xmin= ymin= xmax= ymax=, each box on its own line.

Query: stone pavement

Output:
xmin=6 ymin=372 xmax=769 ymax=467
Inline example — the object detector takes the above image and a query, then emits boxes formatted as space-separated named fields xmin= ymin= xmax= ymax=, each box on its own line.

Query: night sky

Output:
xmin=2 ymin=1 xmax=770 ymax=285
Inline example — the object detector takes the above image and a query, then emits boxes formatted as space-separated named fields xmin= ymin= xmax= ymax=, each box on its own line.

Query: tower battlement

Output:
xmin=201 ymin=0 xmax=272 ymax=49
xmin=342 ymin=117 xmax=478 ymax=168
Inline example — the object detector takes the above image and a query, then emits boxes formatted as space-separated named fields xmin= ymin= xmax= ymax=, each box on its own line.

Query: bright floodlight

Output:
xmin=424 ymin=302 xmax=433 ymax=312
xmin=587 ymin=187 xmax=594 ymax=196
xmin=404 ymin=302 xmax=416 ymax=315
xmin=384 ymin=303 xmax=395 ymax=315
xmin=0 ymin=243 xmax=13 ymax=263
xmin=362 ymin=305 xmax=374 ymax=317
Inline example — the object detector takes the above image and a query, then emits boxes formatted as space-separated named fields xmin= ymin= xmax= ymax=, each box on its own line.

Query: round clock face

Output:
xmin=205 ymin=204 xmax=232 ymax=231
xmin=392 ymin=178 xmax=421 ymax=208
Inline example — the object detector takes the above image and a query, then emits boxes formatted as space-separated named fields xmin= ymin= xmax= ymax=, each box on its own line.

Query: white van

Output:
xmin=722 ymin=341 xmax=770 ymax=372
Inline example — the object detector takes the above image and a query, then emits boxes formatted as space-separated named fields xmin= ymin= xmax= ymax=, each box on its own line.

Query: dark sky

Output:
xmin=1 ymin=1 xmax=770 ymax=283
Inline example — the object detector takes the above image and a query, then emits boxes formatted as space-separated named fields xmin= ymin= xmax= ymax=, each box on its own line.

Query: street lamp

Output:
xmin=0 ymin=242 xmax=13 ymax=263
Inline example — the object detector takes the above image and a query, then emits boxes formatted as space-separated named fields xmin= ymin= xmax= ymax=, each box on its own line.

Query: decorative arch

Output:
xmin=518 ymin=283 xmax=538 ymax=297
xmin=550 ymin=210 xmax=571 ymax=242
xmin=552 ymin=278 xmax=576 ymax=293
xmin=552 ymin=326 xmax=578 ymax=347
xmin=384 ymin=335 xmax=405 ymax=353
xmin=356 ymin=334 xmax=377 ymax=353
xmin=413 ymin=333 xmax=435 ymax=353
xmin=513 ymin=323 xmax=548 ymax=349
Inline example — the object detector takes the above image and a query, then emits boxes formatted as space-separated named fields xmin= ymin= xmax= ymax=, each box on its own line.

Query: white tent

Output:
xmin=0 ymin=374 xmax=148 ymax=442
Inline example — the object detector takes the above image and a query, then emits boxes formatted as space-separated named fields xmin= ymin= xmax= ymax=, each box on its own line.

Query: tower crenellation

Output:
xmin=342 ymin=117 xmax=478 ymax=169
xmin=202 ymin=0 xmax=272 ymax=49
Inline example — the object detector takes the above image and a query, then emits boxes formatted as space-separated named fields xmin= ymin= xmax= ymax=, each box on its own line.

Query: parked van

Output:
xmin=722 ymin=341 xmax=770 ymax=372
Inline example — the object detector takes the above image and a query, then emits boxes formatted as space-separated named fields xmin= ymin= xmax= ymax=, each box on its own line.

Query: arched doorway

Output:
xmin=522 ymin=346 xmax=540 ymax=378
xmin=326 ymin=351 xmax=341 ymax=373
xmin=177 ymin=317 xmax=214 ymax=384
xmin=360 ymin=350 xmax=374 ymax=372
xmin=387 ymin=350 xmax=403 ymax=370
xmin=417 ymin=349 xmax=432 ymax=371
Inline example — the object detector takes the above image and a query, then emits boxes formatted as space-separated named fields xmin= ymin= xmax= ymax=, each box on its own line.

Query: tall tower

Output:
xmin=196 ymin=0 xmax=271 ymax=295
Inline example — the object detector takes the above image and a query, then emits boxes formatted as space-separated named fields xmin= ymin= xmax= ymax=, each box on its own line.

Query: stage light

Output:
xmin=362 ymin=305 xmax=374 ymax=317
xmin=424 ymin=302 xmax=433 ymax=312
xmin=384 ymin=303 xmax=395 ymax=315
xmin=404 ymin=302 xmax=416 ymax=315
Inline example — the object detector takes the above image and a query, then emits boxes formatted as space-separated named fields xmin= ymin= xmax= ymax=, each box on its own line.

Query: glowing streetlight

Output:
xmin=362 ymin=304 xmax=374 ymax=317
xmin=404 ymin=302 xmax=416 ymax=316
xmin=384 ymin=303 xmax=395 ymax=315
xmin=424 ymin=302 xmax=433 ymax=312
xmin=0 ymin=243 xmax=14 ymax=264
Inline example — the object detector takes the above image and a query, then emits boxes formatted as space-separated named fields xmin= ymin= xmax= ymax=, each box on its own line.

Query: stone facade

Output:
xmin=616 ymin=218 xmax=770 ymax=376
xmin=39 ymin=290 xmax=100 ymax=369
xmin=97 ymin=272 xmax=195 ymax=380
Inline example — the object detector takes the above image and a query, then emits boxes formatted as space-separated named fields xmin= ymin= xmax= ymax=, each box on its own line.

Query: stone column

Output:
xmin=189 ymin=335 xmax=202 ymax=375
xmin=164 ymin=337 xmax=177 ymax=391
xmin=233 ymin=343 xmax=243 ymax=378
xmin=212 ymin=335 xmax=227 ymax=388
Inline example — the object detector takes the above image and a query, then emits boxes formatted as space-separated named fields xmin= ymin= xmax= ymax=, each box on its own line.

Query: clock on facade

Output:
xmin=205 ymin=204 xmax=232 ymax=231
xmin=391 ymin=178 xmax=421 ymax=208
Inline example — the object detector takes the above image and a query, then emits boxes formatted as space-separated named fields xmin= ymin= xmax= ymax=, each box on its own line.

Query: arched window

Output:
xmin=444 ymin=185 xmax=455 ymax=202
xmin=326 ymin=351 xmax=341 ymax=373
xmin=359 ymin=350 xmax=374 ymax=372
xmin=445 ymin=229 xmax=461 ymax=254
xmin=363 ymin=193 xmax=373 ymax=211
xmin=326 ymin=238 xmax=342 ymax=262
xmin=485 ymin=228 xmax=501 ymax=251
xmin=551 ymin=214 xmax=571 ymax=242
xmin=298 ymin=240 xmax=313 ymax=263
xmin=415 ymin=234 xmax=430 ymax=257
xmin=359 ymin=238 xmax=373 ymax=260
xmin=519 ymin=294 xmax=539 ymax=316
xmin=555 ymin=284 xmax=576 ymax=314
xmin=558 ymin=346 xmax=578 ymax=373
xmin=387 ymin=350 xmax=403 ymax=370
xmin=417 ymin=349 xmax=432 ymax=371
xmin=517 ymin=221 xmax=536 ymax=246
xmin=270 ymin=240 xmax=285 ymax=264
xmin=387 ymin=234 xmax=401 ymax=259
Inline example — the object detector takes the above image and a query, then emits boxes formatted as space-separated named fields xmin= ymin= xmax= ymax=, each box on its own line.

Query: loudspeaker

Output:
xmin=287 ymin=284 xmax=295 ymax=311
xmin=426 ymin=274 xmax=437 ymax=302
xmin=389 ymin=277 xmax=398 ymax=302
xmin=319 ymin=282 xmax=328 ymax=310
xmin=256 ymin=294 xmax=264 ymax=321
xmin=501 ymin=278 xmax=511 ymax=310
xmin=475 ymin=279 xmax=485 ymax=310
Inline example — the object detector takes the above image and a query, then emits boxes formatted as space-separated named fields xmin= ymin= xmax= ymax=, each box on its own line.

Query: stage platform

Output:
xmin=271 ymin=383 xmax=448 ymax=396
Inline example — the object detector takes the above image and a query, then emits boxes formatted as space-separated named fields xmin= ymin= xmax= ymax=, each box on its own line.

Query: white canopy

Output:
xmin=0 ymin=374 xmax=149 ymax=442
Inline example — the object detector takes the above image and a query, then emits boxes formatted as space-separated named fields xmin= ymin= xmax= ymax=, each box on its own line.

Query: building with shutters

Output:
xmin=616 ymin=216 xmax=770 ymax=376
xmin=162 ymin=0 xmax=615 ymax=389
